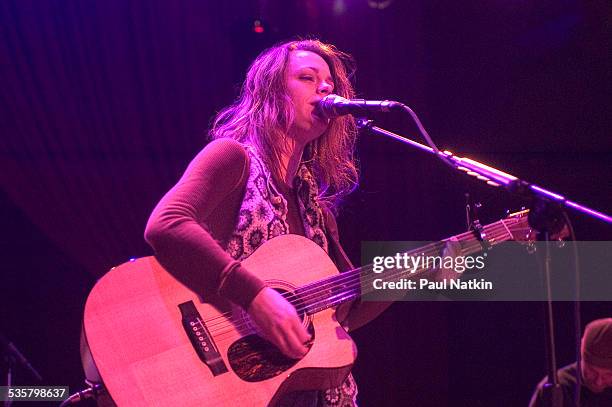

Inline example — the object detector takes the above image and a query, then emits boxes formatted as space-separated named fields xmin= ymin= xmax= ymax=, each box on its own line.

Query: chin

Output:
xmin=312 ymin=120 xmax=329 ymax=136
xmin=303 ymin=126 xmax=327 ymax=140
xmin=585 ymin=384 xmax=607 ymax=393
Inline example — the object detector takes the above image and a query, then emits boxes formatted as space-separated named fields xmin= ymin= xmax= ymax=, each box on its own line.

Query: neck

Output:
xmin=279 ymin=137 xmax=306 ymax=186
xmin=287 ymin=214 xmax=527 ymax=316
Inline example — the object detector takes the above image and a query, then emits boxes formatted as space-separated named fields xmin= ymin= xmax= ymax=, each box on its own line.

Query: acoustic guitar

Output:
xmin=83 ymin=210 xmax=531 ymax=406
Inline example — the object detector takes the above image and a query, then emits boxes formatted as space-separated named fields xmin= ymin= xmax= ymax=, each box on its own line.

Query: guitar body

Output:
xmin=83 ymin=234 xmax=357 ymax=407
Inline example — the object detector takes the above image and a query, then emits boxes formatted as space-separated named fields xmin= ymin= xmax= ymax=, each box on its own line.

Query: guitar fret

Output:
xmin=295 ymin=213 xmax=529 ymax=315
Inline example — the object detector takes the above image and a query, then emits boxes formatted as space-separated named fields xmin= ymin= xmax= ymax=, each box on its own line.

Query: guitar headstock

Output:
xmin=503 ymin=209 xmax=534 ymax=243
xmin=502 ymin=209 xmax=570 ymax=243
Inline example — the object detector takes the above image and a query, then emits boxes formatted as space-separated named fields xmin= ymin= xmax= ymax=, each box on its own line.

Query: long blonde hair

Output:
xmin=211 ymin=39 xmax=358 ymax=209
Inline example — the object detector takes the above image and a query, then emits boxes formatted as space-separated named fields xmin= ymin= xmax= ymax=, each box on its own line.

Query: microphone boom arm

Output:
xmin=356 ymin=118 xmax=612 ymax=224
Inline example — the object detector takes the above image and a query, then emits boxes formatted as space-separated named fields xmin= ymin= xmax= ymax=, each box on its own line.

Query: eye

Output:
xmin=300 ymin=75 xmax=315 ymax=81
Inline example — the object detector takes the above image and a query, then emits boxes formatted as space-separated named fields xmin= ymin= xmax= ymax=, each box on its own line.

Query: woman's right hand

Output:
xmin=247 ymin=287 xmax=310 ymax=359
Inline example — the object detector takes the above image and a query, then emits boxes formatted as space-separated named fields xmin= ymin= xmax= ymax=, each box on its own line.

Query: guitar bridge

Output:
xmin=179 ymin=301 xmax=228 ymax=376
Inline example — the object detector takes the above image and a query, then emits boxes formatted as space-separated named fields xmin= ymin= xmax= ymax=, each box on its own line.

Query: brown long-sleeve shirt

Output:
xmin=144 ymin=138 xmax=352 ymax=309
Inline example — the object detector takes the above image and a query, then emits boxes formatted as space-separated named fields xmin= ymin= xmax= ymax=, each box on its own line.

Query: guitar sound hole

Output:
xmin=227 ymin=323 xmax=314 ymax=382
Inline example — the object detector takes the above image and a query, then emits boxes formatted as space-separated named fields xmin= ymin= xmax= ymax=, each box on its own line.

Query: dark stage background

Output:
xmin=1 ymin=1 xmax=611 ymax=406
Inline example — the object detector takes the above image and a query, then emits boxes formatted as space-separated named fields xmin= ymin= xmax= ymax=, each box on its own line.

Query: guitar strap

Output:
xmin=321 ymin=208 xmax=354 ymax=273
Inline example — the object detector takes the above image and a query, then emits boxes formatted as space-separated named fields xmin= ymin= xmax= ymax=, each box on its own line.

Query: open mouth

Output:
xmin=313 ymin=112 xmax=330 ymax=126
xmin=311 ymin=105 xmax=329 ymax=123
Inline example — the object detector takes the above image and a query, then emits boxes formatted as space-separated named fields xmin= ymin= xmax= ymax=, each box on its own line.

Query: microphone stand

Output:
xmin=3 ymin=354 xmax=12 ymax=407
xmin=1 ymin=333 xmax=43 ymax=407
xmin=356 ymin=119 xmax=611 ymax=224
xmin=539 ymin=229 xmax=564 ymax=407
xmin=356 ymin=118 xmax=611 ymax=407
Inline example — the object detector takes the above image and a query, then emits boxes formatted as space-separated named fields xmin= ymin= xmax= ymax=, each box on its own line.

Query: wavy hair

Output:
xmin=211 ymin=39 xmax=358 ymax=209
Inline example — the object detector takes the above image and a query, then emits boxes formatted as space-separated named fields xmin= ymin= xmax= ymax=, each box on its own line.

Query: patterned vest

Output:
xmin=225 ymin=146 xmax=328 ymax=261
xmin=223 ymin=145 xmax=358 ymax=407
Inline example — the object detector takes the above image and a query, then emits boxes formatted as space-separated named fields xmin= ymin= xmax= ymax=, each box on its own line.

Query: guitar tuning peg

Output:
xmin=505 ymin=209 xmax=510 ymax=216
xmin=525 ymin=228 xmax=537 ymax=254
xmin=556 ymin=238 xmax=566 ymax=249
xmin=526 ymin=241 xmax=537 ymax=254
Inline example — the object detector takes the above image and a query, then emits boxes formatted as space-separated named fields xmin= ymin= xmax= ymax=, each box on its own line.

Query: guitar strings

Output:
xmin=205 ymin=223 xmax=526 ymax=340
xmin=209 ymin=225 xmax=529 ymax=342
xmin=203 ymin=227 xmax=485 ymax=330
xmin=202 ymin=219 xmax=517 ymax=329
xmin=202 ymin=221 xmax=520 ymax=332
xmin=203 ymin=221 xmax=523 ymax=335
xmin=208 ymin=227 xmax=513 ymax=342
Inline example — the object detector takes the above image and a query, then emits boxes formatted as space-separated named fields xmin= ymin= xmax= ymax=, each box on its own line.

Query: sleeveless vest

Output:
xmin=225 ymin=146 xmax=328 ymax=261
xmin=224 ymin=145 xmax=358 ymax=407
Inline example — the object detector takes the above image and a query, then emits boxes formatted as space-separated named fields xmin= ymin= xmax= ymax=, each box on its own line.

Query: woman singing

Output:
xmin=144 ymin=38 xmax=376 ymax=406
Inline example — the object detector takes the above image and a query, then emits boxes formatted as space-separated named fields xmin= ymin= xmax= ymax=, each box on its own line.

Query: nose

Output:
xmin=318 ymin=81 xmax=333 ymax=95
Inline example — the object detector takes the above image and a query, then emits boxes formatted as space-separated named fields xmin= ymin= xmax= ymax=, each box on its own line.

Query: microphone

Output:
xmin=316 ymin=94 xmax=402 ymax=119
xmin=60 ymin=383 xmax=105 ymax=406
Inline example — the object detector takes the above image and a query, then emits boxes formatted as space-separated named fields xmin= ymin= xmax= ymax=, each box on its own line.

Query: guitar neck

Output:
xmin=292 ymin=215 xmax=526 ymax=316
